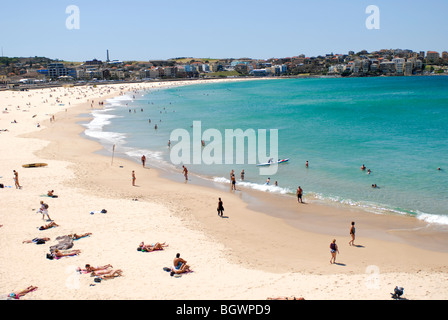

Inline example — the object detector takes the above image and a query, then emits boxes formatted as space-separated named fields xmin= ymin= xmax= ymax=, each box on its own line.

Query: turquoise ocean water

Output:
xmin=84 ymin=76 xmax=448 ymax=225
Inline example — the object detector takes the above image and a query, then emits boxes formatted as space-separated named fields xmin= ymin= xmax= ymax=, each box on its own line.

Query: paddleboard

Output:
xmin=22 ymin=163 xmax=48 ymax=168
xmin=256 ymin=158 xmax=289 ymax=166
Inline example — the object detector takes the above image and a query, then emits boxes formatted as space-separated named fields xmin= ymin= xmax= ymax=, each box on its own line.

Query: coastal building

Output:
xmin=234 ymin=64 xmax=250 ymax=74
xmin=370 ymin=63 xmax=379 ymax=73
xmin=148 ymin=68 xmax=162 ymax=79
xmin=110 ymin=69 xmax=126 ymax=80
xmin=442 ymin=51 xmax=448 ymax=61
xmin=379 ymin=61 xmax=396 ymax=74
xmin=272 ymin=64 xmax=287 ymax=76
xmin=352 ymin=60 xmax=362 ymax=73
xmin=85 ymin=59 xmax=103 ymax=66
xmin=426 ymin=51 xmax=440 ymax=63
xmin=76 ymin=69 xmax=87 ymax=79
xmin=163 ymin=66 xmax=177 ymax=78
xmin=415 ymin=59 xmax=423 ymax=70
xmin=0 ymin=74 xmax=7 ymax=85
xmin=407 ymin=58 xmax=423 ymax=73
xmin=392 ymin=58 xmax=405 ymax=74
xmin=249 ymin=69 xmax=269 ymax=76
xmin=328 ymin=64 xmax=346 ymax=74
xmin=48 ymin=63 xmax=68 ymax=79
xmin=404 ymin=61 xmax=413 ymax=76
xmin=362 ymin=59 xmax=371 ymax=73
xmin=209 ymin=62 xmax=223 ymax=72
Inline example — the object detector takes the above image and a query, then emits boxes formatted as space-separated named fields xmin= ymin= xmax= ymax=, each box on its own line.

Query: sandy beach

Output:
xmin=1 ymin=79 xmax=448 ymax=301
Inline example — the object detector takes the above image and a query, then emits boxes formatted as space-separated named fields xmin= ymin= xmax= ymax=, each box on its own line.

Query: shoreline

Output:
xmin=93 ymin=80 xmax=448 ymax=252
xmin=1 ymin=80 xmax=448 ymax=300
xmin=64 ymin=80 xmax=448 ymax=262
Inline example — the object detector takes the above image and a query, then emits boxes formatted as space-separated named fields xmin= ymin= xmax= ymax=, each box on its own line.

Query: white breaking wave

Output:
xmin=212 ymin=176 xmax=293 ymax=195
xmin=416 ymin=212 xmax=448 ymax=226
xmin=125 ymin=148 xmax=164 ymax=161
xmin=83 ymin=107 xmax=126 ymax=145
xmin=309 ymin=192 xmax=448 ymax=226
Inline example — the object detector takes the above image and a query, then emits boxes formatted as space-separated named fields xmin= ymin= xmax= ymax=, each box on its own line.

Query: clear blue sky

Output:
xmin=1 ymin=0 xmax=447 ymax=61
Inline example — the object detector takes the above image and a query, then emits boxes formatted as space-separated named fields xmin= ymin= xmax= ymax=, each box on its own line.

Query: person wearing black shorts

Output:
xmin=217 ymin=198 xmax=224 ymax=217
xmin=296 ymin=186 xmax=303 ymax=203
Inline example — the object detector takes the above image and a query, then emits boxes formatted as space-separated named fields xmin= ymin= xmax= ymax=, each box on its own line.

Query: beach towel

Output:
xmin=138 ymin=247 xmax=163 ymax=252
xmin=50 ymin=236 xmax=74 ymax=251
xmin=171 ymin=270 xmax=194 ymax=278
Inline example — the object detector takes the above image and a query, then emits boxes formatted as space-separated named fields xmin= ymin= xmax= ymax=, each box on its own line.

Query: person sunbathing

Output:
xmin=138 ymin=242 xmax=168 ymax=252
xmin=69 ymin=232 xmax=92 ymax=240
xmin=47 ymin=190 xmax=58 ymax=198
xmin=23 ymin=237 xmax=50 ymax=244
xmin=39 ymin=221 xmax=58 ymax=230
xmin=77 ymin=264 xmax=112 ymax=273
xmin=51 ymin=248 xmax=81 ymax=258
xmin=91 ymin=269 xmax=123 ymax=279
xmin=8 ymin=286 xmax=38 ymax=299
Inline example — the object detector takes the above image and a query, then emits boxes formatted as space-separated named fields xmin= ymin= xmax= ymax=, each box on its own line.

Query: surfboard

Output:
xmin=256 ymin=158 xmax=289 ymax=166
xmin=22 ymin=163 xmax=48 ymax=168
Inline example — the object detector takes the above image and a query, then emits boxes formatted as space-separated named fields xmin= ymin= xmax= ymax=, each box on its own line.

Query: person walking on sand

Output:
xmin=330 ymin=239 xmax=339 ymax=264
xmin=182 ymin=165 xmax=188 ymax=181
xmin=296 ymin=186 xmax=303 ymax=203
xmin=13 ymin=170 xmax=21 ymax=189
xmin=141 ymin=155 xmax=146 ymax=168
xmin=349 ymin=221 xmax=356 ymax=246
xmin=132 ymin=171 xmax=136 ymax=186
xmin=39 ymin=201 xmax=52 ymax=221
xmin=217 ymin=198 xmax=224 ymax=217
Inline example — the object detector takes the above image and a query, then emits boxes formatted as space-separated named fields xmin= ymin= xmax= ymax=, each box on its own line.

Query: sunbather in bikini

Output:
xmin=8 ymin=286 xmax=38 ymax=299
xmin=23 ymin=237 xmax=50 ymax=244
xmin=39 ymin=221 xmax=58 ymax=230
xmin=138 ymin=242 xmax=168 ymax=252
xmin=77 ymin=264 xmax=113 ymax=273
xmin=91 ymin=269 xmax=123 ymax=279
xmin=52 ymin=248 xmax=81 ymax=258
xmin=69 ymin=232 xmax=92 ymax=240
